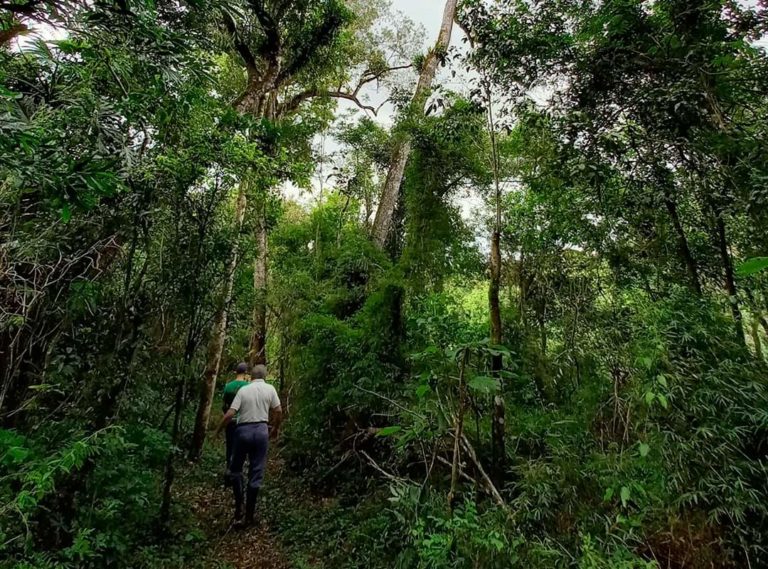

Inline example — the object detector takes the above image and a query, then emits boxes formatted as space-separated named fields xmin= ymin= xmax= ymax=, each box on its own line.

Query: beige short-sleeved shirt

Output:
xmin=230 ymin=379 xmax=281 ymax=424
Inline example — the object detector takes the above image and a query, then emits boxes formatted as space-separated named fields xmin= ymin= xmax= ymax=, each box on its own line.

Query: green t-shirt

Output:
xmin=222 ymin=379 xmax=249 ymax=412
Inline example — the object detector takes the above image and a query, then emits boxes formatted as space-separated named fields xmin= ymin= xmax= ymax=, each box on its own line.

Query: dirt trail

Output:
xmin=182 ymin=457 xmax=291 ymax=569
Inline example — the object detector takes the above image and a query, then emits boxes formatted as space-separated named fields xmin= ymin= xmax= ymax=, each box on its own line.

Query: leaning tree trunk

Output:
xmin=489 ymin=227 xmax=506 ymax=487
xmin=189 ymin=186 xmax=247 ymax=461
xmin=663 ymin=187 xmax=702 ymax=296
xmin=486 ymin=89 xmax=505 ymax=489
xmin=370 ymin=0 xmax=459 ymax=247
xmin=249 ymin=198 xmax=268 ymax=366
xmin=697 ymin=75 xmax=745 ymax=343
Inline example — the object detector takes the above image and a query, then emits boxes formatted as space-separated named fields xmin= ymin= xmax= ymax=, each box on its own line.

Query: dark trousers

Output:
xmin=225 ymin=421 xmax=238 ymax=469
xmin=230 ymin=422 xmax=269 ymax=491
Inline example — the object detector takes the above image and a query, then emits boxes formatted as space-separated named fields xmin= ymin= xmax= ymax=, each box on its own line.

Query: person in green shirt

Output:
xmin=222 ymin=362 xmax=250 ymax=487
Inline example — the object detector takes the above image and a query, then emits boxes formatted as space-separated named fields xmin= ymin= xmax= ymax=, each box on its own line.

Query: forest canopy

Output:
xmin=2 ymin=0 xmax=768 ymax=567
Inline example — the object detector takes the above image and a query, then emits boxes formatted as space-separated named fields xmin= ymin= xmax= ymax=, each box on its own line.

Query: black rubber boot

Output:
xmin=243 ymin=487 xmax=260 ymax=527
xmin=232 ymin=478 xmax=244 ymax=522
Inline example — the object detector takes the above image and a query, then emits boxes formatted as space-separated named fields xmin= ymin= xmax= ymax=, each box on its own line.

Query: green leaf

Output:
xmin=467 ymin=376 xmax=499 ymax=393
xmin=620 ymin=486 xmax=631 ymax=507
xmin=16 ymin=490 xmax=37 ymax=511
xmin=377 ymin=426 xmax=402 ymax=437
xmin=736 ymin=257 xmax=768 ymax=277
xmin=487 ymin=344 xmax=511 ymax=357
xmin=0 ymin=85 xmax=21 ymax=100
xmin=603 ymin=487 xmax=614 ymax=501
xmin=415 ymin=384 xmax=431 ymax=398
xmin=644 ymin=391 xmax=655 ymax=405
xmin=639 ymin=443 xmax=650 ymax=457
xmin=656 ymin=374 xmax=668 ymax=388
xmin=657 ymin=394 xmax=669 ymax=409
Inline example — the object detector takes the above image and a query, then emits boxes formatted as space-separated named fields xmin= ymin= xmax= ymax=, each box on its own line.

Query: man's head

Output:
xmin=235 ymin=362 xmax=248 ymax=375
xmin=251 ymin=364 xmax=267 ymax=380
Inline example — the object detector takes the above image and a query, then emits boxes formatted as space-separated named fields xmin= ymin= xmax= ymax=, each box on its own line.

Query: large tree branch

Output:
xmin=328 ymin=90 xmax=379 ymax=114
xmin=280 ymin=87 xmax=377 ymax=116
xmin=223 ymin=1 xmax=283 ymax=113
xmin=354 ymin=63 xmax=414 ymax=95
xmin=246 ymin=0 xmax=281 ymax=63
xmin=280 ymin=63 xmax=413 ymax=115
xmin=221 ymin=10 xmax=259 ymax=77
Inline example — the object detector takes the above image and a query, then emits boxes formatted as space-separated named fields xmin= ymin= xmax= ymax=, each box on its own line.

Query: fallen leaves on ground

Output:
xmin=178 ymin=454 xmax=290 ymax=569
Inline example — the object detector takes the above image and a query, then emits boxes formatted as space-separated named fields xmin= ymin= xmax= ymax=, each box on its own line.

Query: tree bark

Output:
xmin=159 ymin=374 xmax=185 ymax=528
xmin=279 ymin=330 xmax=287 ymax=398
xmin=751 ymin=317 xmax=763 ymax=361
xmin=370 ymin=0 xmax=459 ymax=247
xmin=159 ymin=331 xmax=197 ymax=529
xmin=489 ymin=229 xmax=505 ymax=487
xmin=189 ymin=186 xmax=247 ymax=461
xmin=249 ymin=198 xmax=268 ymax=366
xmin=486 ymin=89 xmax=505 ymax=489
xmin=713 ymin=212 xmax=745 ymax=344
xmin=745 ymin=287 xmax=768 ymax=338
xmin=488 ymin=231 xmax=506 ymax=482
xmin=448 ymin=347 xmax=470 ymax=510
xmin=663 ymin=187 xmax=702 ymax=295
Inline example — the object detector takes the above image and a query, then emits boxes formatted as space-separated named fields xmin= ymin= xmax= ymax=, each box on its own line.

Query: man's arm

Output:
xmin=269 ymin=406 xmax=282 ymax=439
xmin=216 ymin=388 xmax=243 ymax=435
xmin=215 ymin=408 xmax=236 ymax=436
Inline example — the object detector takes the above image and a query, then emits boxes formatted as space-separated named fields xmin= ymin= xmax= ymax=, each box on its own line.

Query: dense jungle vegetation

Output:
xmin=2 ymin=0 xmax=768 ymax=567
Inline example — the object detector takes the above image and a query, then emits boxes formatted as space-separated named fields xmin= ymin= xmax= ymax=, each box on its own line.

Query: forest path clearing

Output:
xmin=179 ymin=448 xmax=291 ymax=569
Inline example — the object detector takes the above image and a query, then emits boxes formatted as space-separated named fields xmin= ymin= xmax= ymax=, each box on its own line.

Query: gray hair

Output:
xmin=251 ymin=364 xmax=267 ymax=379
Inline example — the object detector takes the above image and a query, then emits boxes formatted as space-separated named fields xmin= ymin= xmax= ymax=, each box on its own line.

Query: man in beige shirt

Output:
xmin=216 ymin=365 xmax=282 ymax=527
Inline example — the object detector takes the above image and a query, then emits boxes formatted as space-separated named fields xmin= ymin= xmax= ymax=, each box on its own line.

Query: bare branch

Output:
xmin=279 ymin=63 xmax=413 ymax=116
xmin=353 ymin=384 xmax=426 ymax=419
xmin=460 ymin=433 xmax=508 ymax=510
xmin=279 ymin=86 xmax=375 ymax=115
xmin=360 ymin=450 xmax=405 ymax=483
xmin=436 ymin=455 xmax=473 ymax=483
xmin=354 ymin=63 xmax=414 ymax=96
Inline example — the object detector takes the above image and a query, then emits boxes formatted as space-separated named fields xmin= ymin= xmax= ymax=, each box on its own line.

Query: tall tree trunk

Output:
xmin=713 ymin=211 xmax=745 ymax=343
xmin=745 ymin=287 xmax=768 ymax=338
xmin=448 ymin=347 xmax=470 ymax=510
xmin=663 ymin=188 xmax=702 ymax=295
xmin=279 ymin=330 xmax=287 ymax=398
xmin=751 ymin=317 xmax=764 ymax=361
xmin=370 ymin=0 xmax=459 ymax=247
xmin=249 ymin=198 xmax=268 ymax=366
xmin=489 ymin=228 xmax=506 ymax=488
xmin=159 ymin=374 xmax=185 ymax=528
xmin=518 ymin=253 xmax=528 ymax=328
xmin=159 ymin=333 xmax=196 ymax=529
xmin=696 ymin=75 xmax=745 ymax=342
xmin=490 ymin=232 xmax=503 ymax=351
xmin=486 ymin=89 xmax=505 ymax=489
xmin=189 ymin=186 xmax=247 ymax=461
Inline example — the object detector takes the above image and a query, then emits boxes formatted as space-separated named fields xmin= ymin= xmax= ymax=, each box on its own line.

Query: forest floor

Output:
xmin=177 ymin=443 xmax=292 ymax=569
